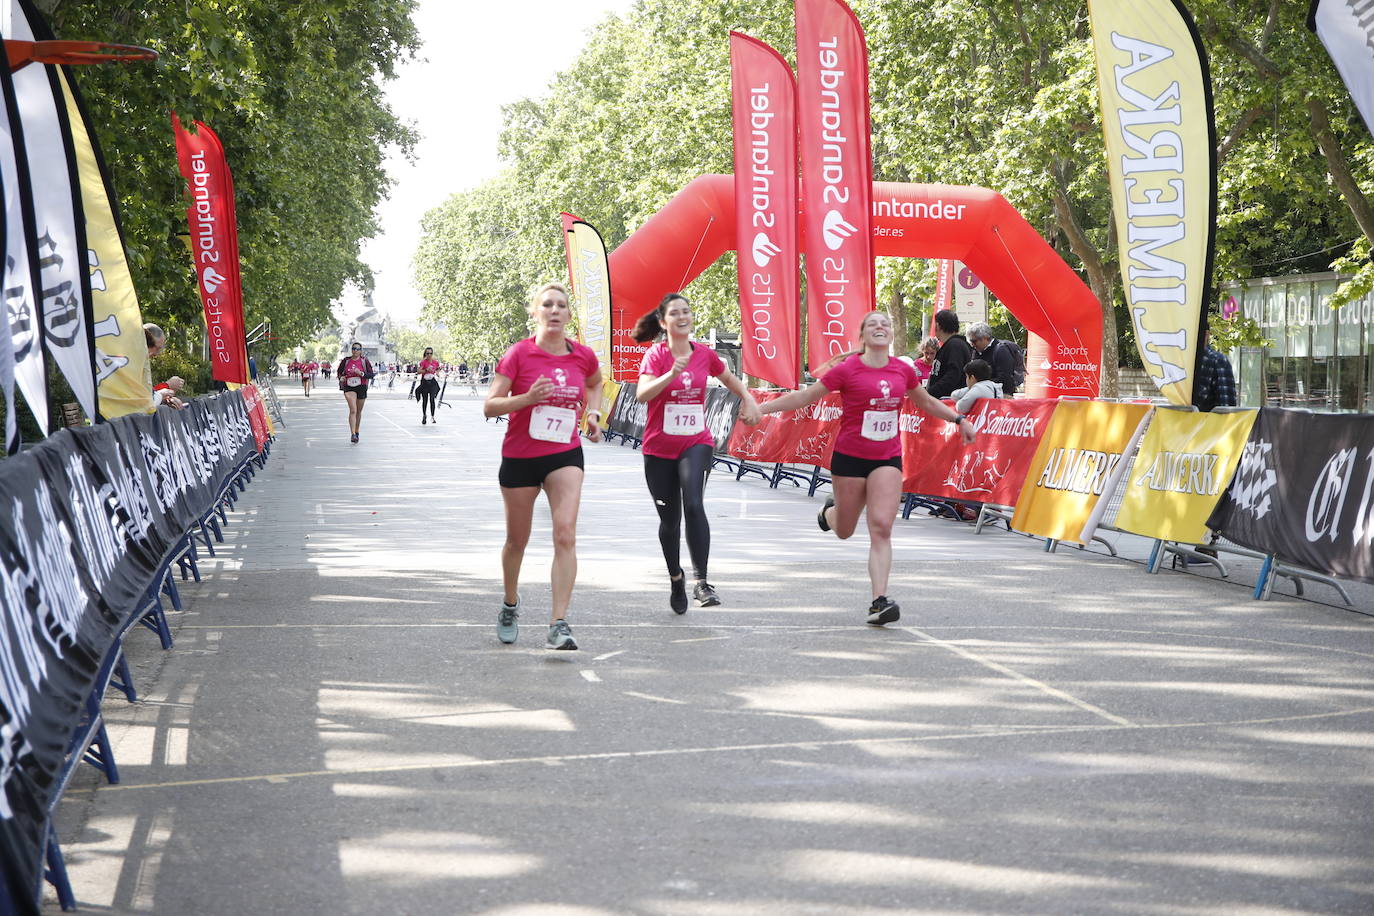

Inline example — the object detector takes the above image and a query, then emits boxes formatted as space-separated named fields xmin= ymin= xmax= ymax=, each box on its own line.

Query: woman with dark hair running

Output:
xmin=417 ymin=347 xmax=441 ymax=424
xmin=754 ymin=311 xmax=975 ymax=626
xmin=338 ymin=342 xmax=374 ymax=443
xmin=484 ymin=282 xmax=603 ymax=650
xmin=634 ymin=293 xmax=760 ymax=612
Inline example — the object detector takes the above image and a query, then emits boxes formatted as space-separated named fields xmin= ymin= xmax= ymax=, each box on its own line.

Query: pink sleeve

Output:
xmin=638 ymin=345 xmax=661 ymax=378
xmin=584 ymin=346 xmax=600 ymax=381
xmin=819 ymin=359 xmax=848 ymax=392
xmin=495 ymin=344 xmax=520 ymax=378
xmin=707 ymin=348 xmax=726 ymax=377
xmin=901 ymin=361 xmax=921 ymax=390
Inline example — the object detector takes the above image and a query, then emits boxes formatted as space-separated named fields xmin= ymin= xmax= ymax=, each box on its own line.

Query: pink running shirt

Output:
xmin=495 ymin=337 xmax=600 ymax=458
xmin=418 ymin=358 xmax=441 ymax=379
xmin=638 ymin=342 xmax=726 ymax=459
xmin=819 ymin=354 xmax=921 ymax=461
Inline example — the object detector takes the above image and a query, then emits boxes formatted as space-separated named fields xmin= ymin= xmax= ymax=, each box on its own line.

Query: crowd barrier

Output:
xmin=0 ymin=387 xmax=274 ymax=914
xmin=604 ymin=384 xmax=1373 ymax=600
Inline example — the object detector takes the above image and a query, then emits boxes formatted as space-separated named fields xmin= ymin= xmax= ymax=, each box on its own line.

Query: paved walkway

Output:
xmin=52 ymin=380 xmax=1374 ymax=914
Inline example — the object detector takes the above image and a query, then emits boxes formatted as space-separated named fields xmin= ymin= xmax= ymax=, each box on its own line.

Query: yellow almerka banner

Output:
xmin=565 ymin=220 xmax=612 ymax=372
xmin=1012 ymin=401 xmax=1151 ymax=543
xmin=59 ymin=70 xmax=152 ymax=418
xmin=1088 ymin=0 xmax=1213 ymax=406
xmin=1115 ymin=408 xmax=1256 ymax=543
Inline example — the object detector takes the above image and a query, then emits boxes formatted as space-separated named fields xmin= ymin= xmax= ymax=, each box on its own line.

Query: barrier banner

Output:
xmin=561 ymin=213 xmax=613 ymax=374
xmin=730 ymin=32 xmax=800 ymax=389
xmin=901 ymin=397 xmax=1058 ymax=506
xmin=58 ymin=67 xmax=151 ymax=419
xmin=1012 ymin=400 xmax=1151 ymax=543
xmin=1088 ymin=0 xmax=1216 ymax=407
xmin=0 ymin=391 xmax=254 ymax=912
xmin=704 ymin=387 xmax=742 ymax=455
xmin=1309 ymin=0 xmax=1374 ymax=136
xmin=172 ymin=114 xmax=249 ymax=384
xmin=728 ymin=390 xmax=842 ymax=466
xmin=796 ymin=0 xmax=875 ymax=371
xmin=240 ymin=383 xmax=268 ymax=452
xmin=1114 ymin=408 xmax=1256 ymax=543
xmin=7 ymin=0 xmax=100 ymax=423
xmin=606 ymin=381 xmax=647 ymax=441
xmin=583 ymin=377 xmax=620 ymax=436
xmin=1208 ymin=409 xmax=1374 ymax=584
xmin=0 ymin=37 xmax=47 ymax=446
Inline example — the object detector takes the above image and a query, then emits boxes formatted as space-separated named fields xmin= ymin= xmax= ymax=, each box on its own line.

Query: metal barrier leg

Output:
xmin=162 ymin=571 xmax=183 ymax=612
xmin=1253 ymin=554 xmax=1274 ymax=600
xmin=108 ymin=648 xmax=137 ymax=703
xmin=1044 ymin=538 xmax=1058 ymax=553
xmin=44 ymin=826 xmax=77 ymax=911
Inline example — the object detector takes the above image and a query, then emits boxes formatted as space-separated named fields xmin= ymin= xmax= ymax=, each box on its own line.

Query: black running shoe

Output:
xmin=693 ymin=581 xmax=721 ymax=607
xmin=818 ymin=496 xmax=835 ymax=532
xmin=866 ymin=595 xmax=900 ymax=626
xmin=670 ymin=575 xmax=688 ymax=614
xmin=422 ymin=416 xmax=427 ymax=425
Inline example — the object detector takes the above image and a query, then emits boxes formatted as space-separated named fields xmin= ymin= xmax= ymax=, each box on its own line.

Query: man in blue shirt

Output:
xmin=1192 ymin=329 xmax=1237 ymax=412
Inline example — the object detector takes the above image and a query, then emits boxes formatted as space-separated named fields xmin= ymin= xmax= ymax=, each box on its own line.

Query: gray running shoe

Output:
xmin=693 ymin=581 xmax=721 ymax=607
xmin=497 ymin=596 xmax=519 ymax=644
xmin=546 ymin=619 xmax=578 ymax=650
xmin=866 ymin=595 xmax=900 ymax=626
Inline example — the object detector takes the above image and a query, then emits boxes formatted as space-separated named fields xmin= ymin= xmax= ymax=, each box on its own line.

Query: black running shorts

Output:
xmin=829 ymin=449 xmax=902 ymax=479
xmin=499 ymin=447 xmax=585 ymax=489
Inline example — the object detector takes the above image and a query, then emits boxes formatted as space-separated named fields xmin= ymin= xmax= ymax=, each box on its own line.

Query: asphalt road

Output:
xmin=50 ymin=379 xmax=1374 ymax=915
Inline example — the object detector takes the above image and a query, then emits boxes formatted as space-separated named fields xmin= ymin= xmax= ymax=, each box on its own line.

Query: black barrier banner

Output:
xmin=606 ymin=381 xmax=647 ymax=441
xmin=0 ymin=392 xmax=254 ymax=911
xmin=1209 ymin=408 xmax=1374 ymax=585
xmin=704 ymin=388 xmax=741 ymax=455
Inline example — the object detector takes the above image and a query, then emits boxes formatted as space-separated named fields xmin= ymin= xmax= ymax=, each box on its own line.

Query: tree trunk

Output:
xmin=888 ymin=288 xmax=908 ymax=357
xmin=1307 ymin=96 xmax=1374 ymax=247
xmin=1051 ymin=181 xmax=1119 ymax=397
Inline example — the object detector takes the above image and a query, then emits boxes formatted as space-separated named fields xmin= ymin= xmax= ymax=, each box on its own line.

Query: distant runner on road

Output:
xmin=417 ymin=348 xmax=441 ymax=425
xmin=633 ymin=293 xmax=760 ymax=613
xmin=484 ymin=282 xmax=603 ymax=651
xmin=755 ymin=311 xmax=975 ymax=626
xmin=338 ymin=343 xmax=374 ymax=443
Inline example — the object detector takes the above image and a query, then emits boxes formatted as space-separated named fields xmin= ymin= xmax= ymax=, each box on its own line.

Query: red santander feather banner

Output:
xmin=730 ymin=32 xmax=800 ymax=389
xmin=795 ymin=0 xmax=875 ymax=373
xmin=172 ymin=113 xmax=248 ymax=384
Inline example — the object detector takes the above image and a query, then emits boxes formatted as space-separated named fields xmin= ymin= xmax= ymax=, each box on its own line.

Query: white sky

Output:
xmin=341 ymin=0 xmax=641 ymax=326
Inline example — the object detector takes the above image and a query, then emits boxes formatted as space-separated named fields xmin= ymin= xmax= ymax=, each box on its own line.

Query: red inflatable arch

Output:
xmin=608 ymin=173 xmax=1101 ymax=397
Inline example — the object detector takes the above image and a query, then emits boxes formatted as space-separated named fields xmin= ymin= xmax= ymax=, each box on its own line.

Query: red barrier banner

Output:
xmin=240 ymin=383 xmax=268 ymax=452
xmin=172 ymin=113 xmax=248 ymax=385
xmin=728 ymin=391 xmax=842 ymax=466
xmin=730 ymin=32 xmax=800 ymax=389
xmin=900 ymin=397 xmax=1059 ymax=505
xmin=796 ymin=0 xmax=875 ymax=372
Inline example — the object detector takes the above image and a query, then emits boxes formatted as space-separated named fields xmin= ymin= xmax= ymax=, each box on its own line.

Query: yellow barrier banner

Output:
xmin=583 ymin=377 xmax=620 ymax=435
xmin=1114 ymin=408 xmax=1256 ymax=543
xmin=1012 ymin=400 xmax=1151 ymax=543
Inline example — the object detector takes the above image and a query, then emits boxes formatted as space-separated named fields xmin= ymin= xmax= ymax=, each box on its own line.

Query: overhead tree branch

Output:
xmin=1307 ymin=95 xmax=1374 ymax=245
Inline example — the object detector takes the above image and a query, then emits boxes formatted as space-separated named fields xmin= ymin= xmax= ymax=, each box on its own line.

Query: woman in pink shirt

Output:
xmin=755 ymin=311 xmax=974 ymax=626
xmin=633 ymin=294 xmax=760 ymax=613
xmin=337 ymin=344 xmax=374 ymax=442
xmin=416 ymin=347 xmax=442 ymax=424
xmin=484 ymin=282 xmax=603 ymax=651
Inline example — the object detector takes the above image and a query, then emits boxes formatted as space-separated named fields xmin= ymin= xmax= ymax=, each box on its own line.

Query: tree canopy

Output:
xmin=44 ymin=0 xmax=420 ymax=360
xmin=412 ymin=0 xmax=1372 ymax=391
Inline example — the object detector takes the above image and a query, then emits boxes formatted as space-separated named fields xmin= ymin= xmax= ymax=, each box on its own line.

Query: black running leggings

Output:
xmin=419 ymin=388 xmax=437 ymax=416
xmin=643 ymin=443 xmax=713 ymax=581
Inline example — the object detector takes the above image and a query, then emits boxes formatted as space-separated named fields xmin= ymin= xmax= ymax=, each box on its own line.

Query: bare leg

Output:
xmin=828 ymin=475 xmax=868 ymax=540
xmin=354 ymin=396 xmax=367 ymax=433
xmin=541 ymin=465 xmax=585 ymax=621
xmin=344 ymin=391 xmax=359 ymax=433
xmin=863 ymin=467 xmax=902 ymax=599
xmin=500 ymin=485 xmax=539 ymax=606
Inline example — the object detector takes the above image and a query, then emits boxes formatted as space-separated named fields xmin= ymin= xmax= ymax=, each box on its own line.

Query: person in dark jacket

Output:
xmin=967 ymin=322 xmax=1020 ymax=396
xmin=926 ymin=309 xmax=973 ymax=399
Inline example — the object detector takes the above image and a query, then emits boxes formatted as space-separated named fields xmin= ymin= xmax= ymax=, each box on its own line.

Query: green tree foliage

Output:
xmin=413 ymin=0 xmax=1370 ymax=392
xmin=45 ymin=0 xmax=419 ymax=359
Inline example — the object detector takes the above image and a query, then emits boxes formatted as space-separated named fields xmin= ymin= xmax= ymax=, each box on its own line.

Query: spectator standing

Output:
xmin=913 ymin=336 xmax=938 ymax=386
xmin=1192 ymin=328 xmax=1238 ymax=412
xmin=966 ymin=322 xmax=1022 ymax=397
xmin=926 ymin=309 xmax=973 ymax=399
